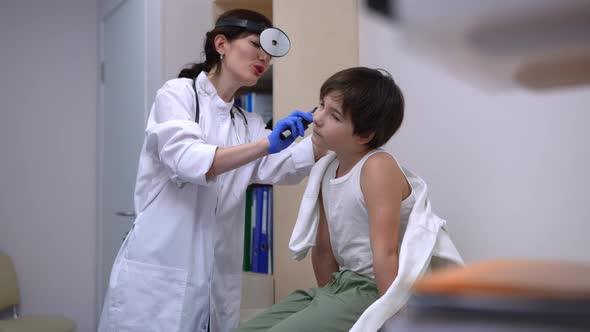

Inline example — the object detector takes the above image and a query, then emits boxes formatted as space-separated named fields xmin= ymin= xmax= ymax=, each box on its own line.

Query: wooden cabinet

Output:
xmin=272 ymin=0 xmax=359 ymax=303
xmin=213 ymin=0 xmax=359 ymax=305
xmin=214 ymin=0 xmax=272 ymax=20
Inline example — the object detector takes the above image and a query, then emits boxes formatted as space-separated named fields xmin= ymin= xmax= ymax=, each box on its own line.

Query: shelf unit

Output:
xmin=213 ymin=0 xmax=272 ymax=21
xmin=213 ymin=0 xmax=275 ymax=313
xmin=271 ymin=0 xmax=359 ymax=303
xmin=212 ymin=0 xmax=359 ymax=306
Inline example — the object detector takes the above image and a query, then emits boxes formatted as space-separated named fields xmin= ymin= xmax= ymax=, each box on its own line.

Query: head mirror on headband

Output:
xmin=216 ymin=19 xmax=291 ymax=57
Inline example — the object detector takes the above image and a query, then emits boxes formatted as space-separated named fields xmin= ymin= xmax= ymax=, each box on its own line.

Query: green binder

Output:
xmin=243 ymin=187 xmax=253 ymax=271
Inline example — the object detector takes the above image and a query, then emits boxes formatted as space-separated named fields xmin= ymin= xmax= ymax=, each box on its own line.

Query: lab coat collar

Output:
xmin=196 ymin=71 xmax=234 ymax=115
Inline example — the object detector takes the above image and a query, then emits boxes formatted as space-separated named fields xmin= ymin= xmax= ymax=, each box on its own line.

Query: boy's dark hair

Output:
xmin=319 ymin=67 xmax=404 ymax=149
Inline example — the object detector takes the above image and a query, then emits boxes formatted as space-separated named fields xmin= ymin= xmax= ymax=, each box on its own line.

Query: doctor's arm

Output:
xmin=150 ymin=82 xmax=316 ymax=182
xmin=205 ymin=111 xmax=311 ymax=179
xmin=362 ymin=153 xmax=402 ymax=297
xmin=312 ymin=191 xmax=339 ymax=287
xmin=205 ymin=138 xmax=269 ymax=179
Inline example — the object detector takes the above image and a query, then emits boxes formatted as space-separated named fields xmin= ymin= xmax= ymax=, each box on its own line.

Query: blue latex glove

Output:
xmin=268 ymin=110 xmax=313 ymax=154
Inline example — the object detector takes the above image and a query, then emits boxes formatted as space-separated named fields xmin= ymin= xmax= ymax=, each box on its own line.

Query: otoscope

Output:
xmin=280 ymin=107 xmax=317 ymax=140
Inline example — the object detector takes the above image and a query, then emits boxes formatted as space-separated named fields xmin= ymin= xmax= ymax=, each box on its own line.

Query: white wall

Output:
xmin=359 ymin=4 xmax=590 ymax=263
xmin=0 ymin=1 xmax=99 ymax=331
xmin=162 ymin=0 xmax=213 ymax=82
xmin=0 ymin=0 xmax=214 ymax=330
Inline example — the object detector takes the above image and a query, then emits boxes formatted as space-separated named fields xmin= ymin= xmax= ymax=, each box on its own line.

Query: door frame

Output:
xmin=95 ymin=0 xmax=162 ymax=319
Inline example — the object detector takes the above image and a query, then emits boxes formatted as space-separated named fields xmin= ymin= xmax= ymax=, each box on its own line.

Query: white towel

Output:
xmin=289 ymin=152 xmax=337 ymax=260
xmin=288 ymin=152 xmax=463 ymax=331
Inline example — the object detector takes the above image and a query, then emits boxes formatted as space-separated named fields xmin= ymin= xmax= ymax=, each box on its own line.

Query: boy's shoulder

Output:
xmin=363 ymin=150 xmax=399 ymax=172
xmin=361 ymin=149 xmax=404 ymax=183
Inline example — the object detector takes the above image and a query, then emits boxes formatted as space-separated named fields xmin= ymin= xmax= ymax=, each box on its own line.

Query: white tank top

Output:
xmin=321 ymin=149 xmax=415 ymax=279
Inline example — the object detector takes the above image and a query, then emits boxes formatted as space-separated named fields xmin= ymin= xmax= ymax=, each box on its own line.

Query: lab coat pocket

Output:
xmin=109 ymin=257 xmax=188 ymax=332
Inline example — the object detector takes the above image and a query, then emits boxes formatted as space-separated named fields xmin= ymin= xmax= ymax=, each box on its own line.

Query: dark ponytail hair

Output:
xmin=178 ymin=9 xmax=272 ymax=79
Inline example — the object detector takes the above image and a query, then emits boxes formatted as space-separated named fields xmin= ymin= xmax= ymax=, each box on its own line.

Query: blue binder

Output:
xmin=251 ymin=186 xmax=269 ymax=273
xmin=260 ymin=186 xmax=269 ymax=274
xmin=267 ymin=186 xmax=273 ymax=275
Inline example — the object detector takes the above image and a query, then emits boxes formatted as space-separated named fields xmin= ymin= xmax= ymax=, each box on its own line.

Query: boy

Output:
xmin=237 ymin=67 xmax=411 ymax=331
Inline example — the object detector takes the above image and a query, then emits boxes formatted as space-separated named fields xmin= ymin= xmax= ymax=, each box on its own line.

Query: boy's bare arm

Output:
xmin=312 ymin=191 xmax=339 ymax=287
xmin=362 ymin=153 xmax=403 ymax=297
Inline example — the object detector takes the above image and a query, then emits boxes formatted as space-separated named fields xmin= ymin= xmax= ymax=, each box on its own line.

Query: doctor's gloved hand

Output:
xmin=267 ymin=110 xmax=313 ymax=154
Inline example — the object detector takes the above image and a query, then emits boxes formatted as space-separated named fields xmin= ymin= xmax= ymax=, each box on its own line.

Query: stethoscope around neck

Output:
xmin=192 ymin=78 xmax=250 ymax=145
xmin=187 ymin=19 xmax=289 ymax=144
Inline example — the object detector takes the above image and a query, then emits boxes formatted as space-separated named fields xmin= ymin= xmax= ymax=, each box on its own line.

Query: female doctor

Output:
xmin=98 ymin=9 xmax=323 ymax=332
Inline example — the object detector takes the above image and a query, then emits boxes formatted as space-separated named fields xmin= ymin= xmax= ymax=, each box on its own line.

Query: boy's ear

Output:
xmin=357 ymin=131 xmax=375 ymax=145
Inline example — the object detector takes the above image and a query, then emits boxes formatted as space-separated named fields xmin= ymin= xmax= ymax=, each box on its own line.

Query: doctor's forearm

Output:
xmin=206 ymin=138 xmax=270 ymax=179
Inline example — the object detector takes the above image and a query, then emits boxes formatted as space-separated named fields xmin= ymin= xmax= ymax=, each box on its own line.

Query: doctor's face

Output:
xmin=224 ymin=34 xmax=271 ymax=86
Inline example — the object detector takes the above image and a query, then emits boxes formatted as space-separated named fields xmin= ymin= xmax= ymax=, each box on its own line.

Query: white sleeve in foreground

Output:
xmin=145 ymin=119 xmax=217 ymax=186
xmin=252 ymin=135 xmax=315 ymax=185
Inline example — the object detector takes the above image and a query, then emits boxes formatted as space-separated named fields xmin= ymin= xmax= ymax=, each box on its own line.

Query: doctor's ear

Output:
xmin=214 ymin=34 xmax=229 ymax=57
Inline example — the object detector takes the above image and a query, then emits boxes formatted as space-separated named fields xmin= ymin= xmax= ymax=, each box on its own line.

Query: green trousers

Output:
xmin=235 ymin=270 xmax=378 ymax=332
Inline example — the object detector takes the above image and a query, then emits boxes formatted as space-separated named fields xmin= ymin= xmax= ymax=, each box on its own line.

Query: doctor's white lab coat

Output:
xmin=98 ymin=72 xmax=315 ymax=332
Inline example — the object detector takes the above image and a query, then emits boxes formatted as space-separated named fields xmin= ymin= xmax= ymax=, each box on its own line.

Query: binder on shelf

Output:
xmin=249 ymin=187 xmax=257 ymax=271
xmin=251 ymin=186 xmax=270 ymax=274
xmin=267 ymin=186 xmax=273 ymax=275
xmin=239 ymin=92 xmax=273 ymax=129
xmin=243 ymin=185 xmax=273 ymax=274
xmin=251 ymin=187 xmax=262 ymax=273
xmin=243 ymin=187 xmax=252 ymax=272
xmin=233 ymin=97 xmax=243 ymax=109
xmin=260 ymin=186 xmax=269 ymax=274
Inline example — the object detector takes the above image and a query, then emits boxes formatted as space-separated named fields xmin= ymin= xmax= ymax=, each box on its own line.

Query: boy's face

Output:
xmin=311 ymin=91 xmax=359 ymax=153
